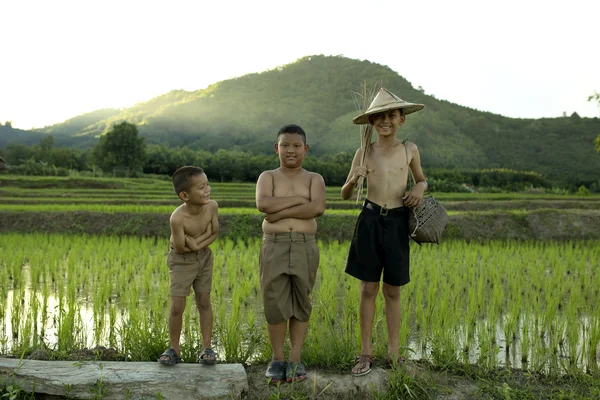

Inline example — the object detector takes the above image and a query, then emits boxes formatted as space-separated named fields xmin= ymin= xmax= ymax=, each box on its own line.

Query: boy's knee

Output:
xmin=382 ymin=284 xmax=400 ymax=301
xmin=360 ymin=281 xmax=380 ymax=298
xmin=195 ymin=292 xmax=211 ymax=311
xmin=170 ymin=301 xmax=186 ymax=317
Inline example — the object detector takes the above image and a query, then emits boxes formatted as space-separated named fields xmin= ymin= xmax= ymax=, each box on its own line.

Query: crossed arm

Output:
xmin=256 ymin=171 xmax=326 ymax=222
xmin=171 ymin=202 xmax=219 ymax=253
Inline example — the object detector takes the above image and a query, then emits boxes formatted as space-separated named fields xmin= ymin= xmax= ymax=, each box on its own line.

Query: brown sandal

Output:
xmin=352 ymin=354 xmax=374 ymax=376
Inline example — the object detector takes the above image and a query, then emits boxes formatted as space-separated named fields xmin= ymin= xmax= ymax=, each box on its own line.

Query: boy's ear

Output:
xmin=304 ymin=144 xmax=309 ymax=153
xmin=399 ymin=115 xmax=406 ymax=126
xmin=178 ymin=191 xmax=188 ymax=202
xmin=274 ymin=143 xmax=279 ymax=153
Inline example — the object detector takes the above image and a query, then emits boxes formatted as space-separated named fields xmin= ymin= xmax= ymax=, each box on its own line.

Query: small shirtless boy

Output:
xmin=256 ymin=124 xmax=326 ymax=383
xmin=341 ymin=88 xmax=427 ymax=376
xmin=159 ymin=166 xmax=219 ymax=365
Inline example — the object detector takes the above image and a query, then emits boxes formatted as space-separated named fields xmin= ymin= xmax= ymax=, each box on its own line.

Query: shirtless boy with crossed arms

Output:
xmin=159 ymin=166 xmax=219 ymax=366
xmin=256 ymin=124 xmax=326 ymax=383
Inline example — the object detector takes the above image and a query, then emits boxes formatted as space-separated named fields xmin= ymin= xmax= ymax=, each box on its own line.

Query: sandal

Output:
xmin=352 ymin=354 xmax=373 ymax=377
xmin=199 ymin=348 xmax=218 ymax=365
xmin=286 ymin=361 xmax=307 ymax=383
xmin=158 ymin=348 xmax=182 ymax=366
xmin=265 ymin=361 xmax=286 ymax=384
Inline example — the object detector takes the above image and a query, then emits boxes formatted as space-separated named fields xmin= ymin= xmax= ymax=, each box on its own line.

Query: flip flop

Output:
xmin=158 ymin=348 xmax=182 ymax=366
xmin=286 ymin=361 xmax=307 ymax=383
xmin=266 ymin=361 xmax=286 ymax=384
xmin=352 ymin=354 xmax=373 ymax=377
xmin=199 ymin=348 xmax=218 ymax=365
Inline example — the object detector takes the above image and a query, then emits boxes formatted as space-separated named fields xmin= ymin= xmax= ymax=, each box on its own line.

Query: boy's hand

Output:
xmin=403 ymin=185 xmax=425 ymax=208
xmin=350 ymin=166 xmax=372 ymax=184
xmin=264 ymin=212 xmax=282 ymax=223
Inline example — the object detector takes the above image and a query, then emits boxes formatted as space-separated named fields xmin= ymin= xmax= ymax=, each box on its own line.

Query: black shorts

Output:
xmin=345 ymin=199 xmax=410 ymax=286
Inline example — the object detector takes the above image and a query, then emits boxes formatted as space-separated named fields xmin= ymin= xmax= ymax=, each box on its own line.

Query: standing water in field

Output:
xmin=0 ymin=234 xmax=598 ymax=375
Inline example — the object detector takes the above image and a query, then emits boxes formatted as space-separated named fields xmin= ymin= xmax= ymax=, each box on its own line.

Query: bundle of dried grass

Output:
xmin=351 ymin=82 xmax=380 ymax=203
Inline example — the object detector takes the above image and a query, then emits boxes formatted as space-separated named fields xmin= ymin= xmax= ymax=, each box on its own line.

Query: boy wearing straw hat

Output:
xmin=256 ymin=124 xmax=326 ymax=383
xmin=341 ymin=88 xmax=427 ymax=376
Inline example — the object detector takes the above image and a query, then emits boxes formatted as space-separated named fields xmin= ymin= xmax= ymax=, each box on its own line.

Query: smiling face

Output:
xmin=275 ymin=133 xmax=308 ymax=168
xmin=370 ymin=109 xmax=405 ymax=137
xmin=180 ymin=173 xmax=211 ymax=205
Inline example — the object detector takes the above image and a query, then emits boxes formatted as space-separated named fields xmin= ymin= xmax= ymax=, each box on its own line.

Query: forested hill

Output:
xmin=3 ymin=55 xmax=600 ymax=183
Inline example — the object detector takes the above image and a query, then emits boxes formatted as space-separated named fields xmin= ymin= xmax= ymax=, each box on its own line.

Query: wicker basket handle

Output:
xmin=403 ymin=141 xmax=420 ymax=237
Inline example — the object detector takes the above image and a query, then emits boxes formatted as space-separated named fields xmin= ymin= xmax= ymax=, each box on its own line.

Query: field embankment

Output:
xmin=2 ymin=209 xmax=600 ymax=241
xmin=2 ymin=175 xmax=600 ymax=240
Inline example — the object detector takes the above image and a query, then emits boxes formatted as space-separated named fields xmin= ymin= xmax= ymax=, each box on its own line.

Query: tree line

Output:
xmin=4 ymin=122 xmax=591 ymax=193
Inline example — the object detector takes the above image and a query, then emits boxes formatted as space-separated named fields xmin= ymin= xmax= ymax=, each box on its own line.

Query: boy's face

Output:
xmin=179 ymin=173 xmax=211 ymax=205
xmin=275 ymin=133 xmax=309 ymax=168
xmin=370 ymin=109 xmax=405 ymax=137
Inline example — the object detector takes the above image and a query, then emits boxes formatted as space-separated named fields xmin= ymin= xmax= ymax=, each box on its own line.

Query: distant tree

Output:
xmin=5 ymin=143 xmax=36 ymax=163
xmin=38 ymin=135 xmax=54 ymax=164
xmin=93 ymin=122 xmax=146 ymax=173
xmin=590 ymin=92 xmax=600 ymax=151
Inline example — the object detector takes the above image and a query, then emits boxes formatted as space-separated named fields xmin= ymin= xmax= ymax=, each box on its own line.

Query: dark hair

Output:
xmin=277 ymin=124 xmax=306 ymax=144
xmin=172 ymin=166 xmax=204 ymax=195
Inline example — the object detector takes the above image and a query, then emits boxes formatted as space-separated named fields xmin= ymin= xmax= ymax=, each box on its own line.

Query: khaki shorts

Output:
xmin=167 ymin=247 xmax=213 ymax=297
xmin=259 ymin=232 xmax=319 ymax=325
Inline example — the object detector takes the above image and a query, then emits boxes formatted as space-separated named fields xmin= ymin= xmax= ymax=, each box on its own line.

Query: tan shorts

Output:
xmin=259 ymin=232 xmax=319 ymax=325
xmin=167 ymin=247 xmax=213 ymax=297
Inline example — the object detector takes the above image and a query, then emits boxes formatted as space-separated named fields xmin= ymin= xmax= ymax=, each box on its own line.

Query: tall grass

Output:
xmin=0 ymin=233 xmax=598 ymax=377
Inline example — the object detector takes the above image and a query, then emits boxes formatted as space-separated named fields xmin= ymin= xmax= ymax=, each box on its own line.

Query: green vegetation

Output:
xmin=1 ymin=177 xmax=599 ymax=398
xmin=2 ymin=56 xmax=600 ymax=188
xmin=91 ymin=122 xmax=146 ymax=174
xmin=1 ymin=235 xmax=599 ymax=399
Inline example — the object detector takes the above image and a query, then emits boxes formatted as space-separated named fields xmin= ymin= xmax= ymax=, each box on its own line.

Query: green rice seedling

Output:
xmin=1 ymin=233 xmax=599 ymax=375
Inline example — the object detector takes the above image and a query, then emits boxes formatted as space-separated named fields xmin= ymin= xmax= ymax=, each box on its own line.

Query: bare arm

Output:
xmin=265 ymin=174 xmax=326 ymax=222
xmin=186 ymin=235 xmax=200 ymax=252
xmin=256 ymin=171 xmax=308 ymax=213
xmin=192 ymin=222 xmax=212 ymax=243
xmin=170 ymin=213 xmax=190 ymax=253
xmin=195 ymin=202 xmax=219 ymax=249
xmin=341 ymin=148 xmax=370 ymax=200
xmin=403 ymin=142 xmax=428 ymax=207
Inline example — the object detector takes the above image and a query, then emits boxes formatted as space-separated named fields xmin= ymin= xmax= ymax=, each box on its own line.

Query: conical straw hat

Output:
xmin=352 ymin=88 xmax=424 ymax=125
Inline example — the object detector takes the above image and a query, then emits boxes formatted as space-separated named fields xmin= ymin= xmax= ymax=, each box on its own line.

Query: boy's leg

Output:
xmin=352 ymin=281 xmax=379 ymax=374
xmin=288 ymin=317 xmax=308 ymax=363
xmin=358 ymin=282 xmax=379 ymax=352
xmin=382 ymin=283 xmax=401 ymax=359
xmin=194 ymin=292 xmax=213 ymax=352
xmin=160 ymin=296 xmax=186 ymax=361
xmin=267 ymin=321 xmax=287 ymax=361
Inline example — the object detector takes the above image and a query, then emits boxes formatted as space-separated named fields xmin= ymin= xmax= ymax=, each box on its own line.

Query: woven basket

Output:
xmin=408 ymin=196 xmax=448 ymax=244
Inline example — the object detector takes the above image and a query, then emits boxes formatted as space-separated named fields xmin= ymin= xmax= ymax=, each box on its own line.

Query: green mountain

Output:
xmin=3 ymin=55 xmax=600 ymax=184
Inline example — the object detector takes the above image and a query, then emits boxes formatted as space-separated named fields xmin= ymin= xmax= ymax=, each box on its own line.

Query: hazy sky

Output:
xmin=1 ymin=0 xmax=599 ymax=130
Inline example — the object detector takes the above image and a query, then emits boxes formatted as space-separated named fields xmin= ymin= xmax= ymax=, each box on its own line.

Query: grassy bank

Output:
xmin=2 ymin=209 xmax=600 ymax=241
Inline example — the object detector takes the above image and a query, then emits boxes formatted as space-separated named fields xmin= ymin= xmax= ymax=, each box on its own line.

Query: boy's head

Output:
xmin=352 ymin=88 xmax=424 ymax=125
xmin=275 ymin=124 xmax=309 ymax=169
xmin=172 ymin=166 xmax=210 ymax=204
xmin=368 ymin=108 xmax=406 ymax=137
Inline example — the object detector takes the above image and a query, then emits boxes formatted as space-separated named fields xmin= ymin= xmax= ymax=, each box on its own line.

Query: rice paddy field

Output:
xmin=1 ymin=175 xmax=600 ymax=399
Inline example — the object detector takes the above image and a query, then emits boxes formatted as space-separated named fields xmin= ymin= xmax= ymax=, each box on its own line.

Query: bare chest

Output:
xmin=182 ymin=211 xmax=211 ymax=236
xmin=272 ymin=173 xmax=312 ymax=199
xmin=367 ymin=146 xmax=409 ymax=179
